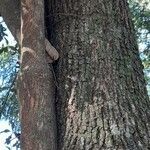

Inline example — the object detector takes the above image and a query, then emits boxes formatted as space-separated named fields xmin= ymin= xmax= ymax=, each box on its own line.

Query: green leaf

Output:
xmin=0 ymin=129 xmax=10 ymax=133
xmin=0 ymin=46 xmax=8 ymax=54
xmin=5 ymin=135 xmax=12 ymax=145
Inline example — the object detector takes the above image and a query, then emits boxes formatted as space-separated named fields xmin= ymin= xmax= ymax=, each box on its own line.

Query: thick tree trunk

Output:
xmin=1 ymin=0 xmax=150 ymax=149
xmin=18 ymin=0 xmax=57 ymax=149
xmin=48 ymin=0 xmax=150 ymax=149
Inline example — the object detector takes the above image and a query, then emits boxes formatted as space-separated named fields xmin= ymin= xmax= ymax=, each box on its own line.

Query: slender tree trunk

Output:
xmin=48 ymin=0 xmax=150 ymax=149
xmin=18 ymin=0 xmax=57 ymax=149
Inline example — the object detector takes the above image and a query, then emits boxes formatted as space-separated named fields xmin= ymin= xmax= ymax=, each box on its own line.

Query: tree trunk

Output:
xmin=48 ymin=0 xmax=150 ymax=149
xmin=18 ymin=0 xmax=57 ymax=149
xmin=0 ymin=0 xmax=20 ymax=43
xmin=1 ymin=0 xmax=150 ymax=149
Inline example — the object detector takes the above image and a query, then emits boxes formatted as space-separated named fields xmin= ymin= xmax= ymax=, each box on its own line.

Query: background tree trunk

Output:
xmin=0 ymin=0 xmax=20 ymax=43
xmin=18 ymin=0 xmax=57 ymax=149
xmin=47 ymin=0 xmax=150 ymax=149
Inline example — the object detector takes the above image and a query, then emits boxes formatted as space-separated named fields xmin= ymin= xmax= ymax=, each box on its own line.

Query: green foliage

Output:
xmin=0 ymin=18 xmax=20 ymax=148
xmin=0 ymin=43 xmax=20 ymax=149
xmin=0 ymin=44 xmax=20 ymax=131
xmin=0 ymin=23 xmax=7 ymax=42
xmin=129 ymin=0 xmax=150 ymax=93
xmin=0 ymin=131 xmax=20 ymax=149
xmin=129 ymin=0 xmax=150 ymax=50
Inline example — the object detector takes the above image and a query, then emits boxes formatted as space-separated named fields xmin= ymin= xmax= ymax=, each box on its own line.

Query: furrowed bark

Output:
xmin=1 ymin=0 xmax=150 ymax=149
xmin=49 ymin=0 xmax=150 ymax=149
xmin=19 ymin=0 xmax=57 ymax=149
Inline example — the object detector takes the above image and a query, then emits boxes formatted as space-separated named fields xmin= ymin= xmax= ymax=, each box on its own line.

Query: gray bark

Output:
xmin=49 ymin=0 xmax=150 ymax=149
xmin=1 ymin=0 xmax=150 ymax=149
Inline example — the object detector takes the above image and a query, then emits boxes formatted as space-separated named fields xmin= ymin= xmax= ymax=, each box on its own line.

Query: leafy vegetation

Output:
xmin=0 ymin=20 xmax=20 ymax=149
xmin=129 ymin=0 xmax=150 ymax=93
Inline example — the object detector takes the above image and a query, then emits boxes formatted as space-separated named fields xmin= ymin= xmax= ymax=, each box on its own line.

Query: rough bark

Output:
xmin=18 ymin=0 xmax=57 ymax=149
xmin=0 ymin=0 xmax=21 ymax=43
xmin=1 ymin=0 xmax=150 ymax=149
xmin=48 ymin=0 xmax=150 ymax=149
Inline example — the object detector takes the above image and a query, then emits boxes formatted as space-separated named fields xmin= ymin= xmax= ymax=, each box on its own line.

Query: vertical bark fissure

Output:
xmin=4 ymin=0 xmax=149 ymax=149
xmin=49 ymin=0 xmax=150 ymax=149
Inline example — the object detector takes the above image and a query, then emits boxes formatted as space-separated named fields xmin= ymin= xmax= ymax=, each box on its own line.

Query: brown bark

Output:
xmin=48 ymin=0 xmax=150 ymax=149
xmin=18 ymin=0 xmax=57 ymax=149
xmin=1 ymin=0 xmax=150 ymax=149
xmin=0 ymin=0 xmax=21 ymax=43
